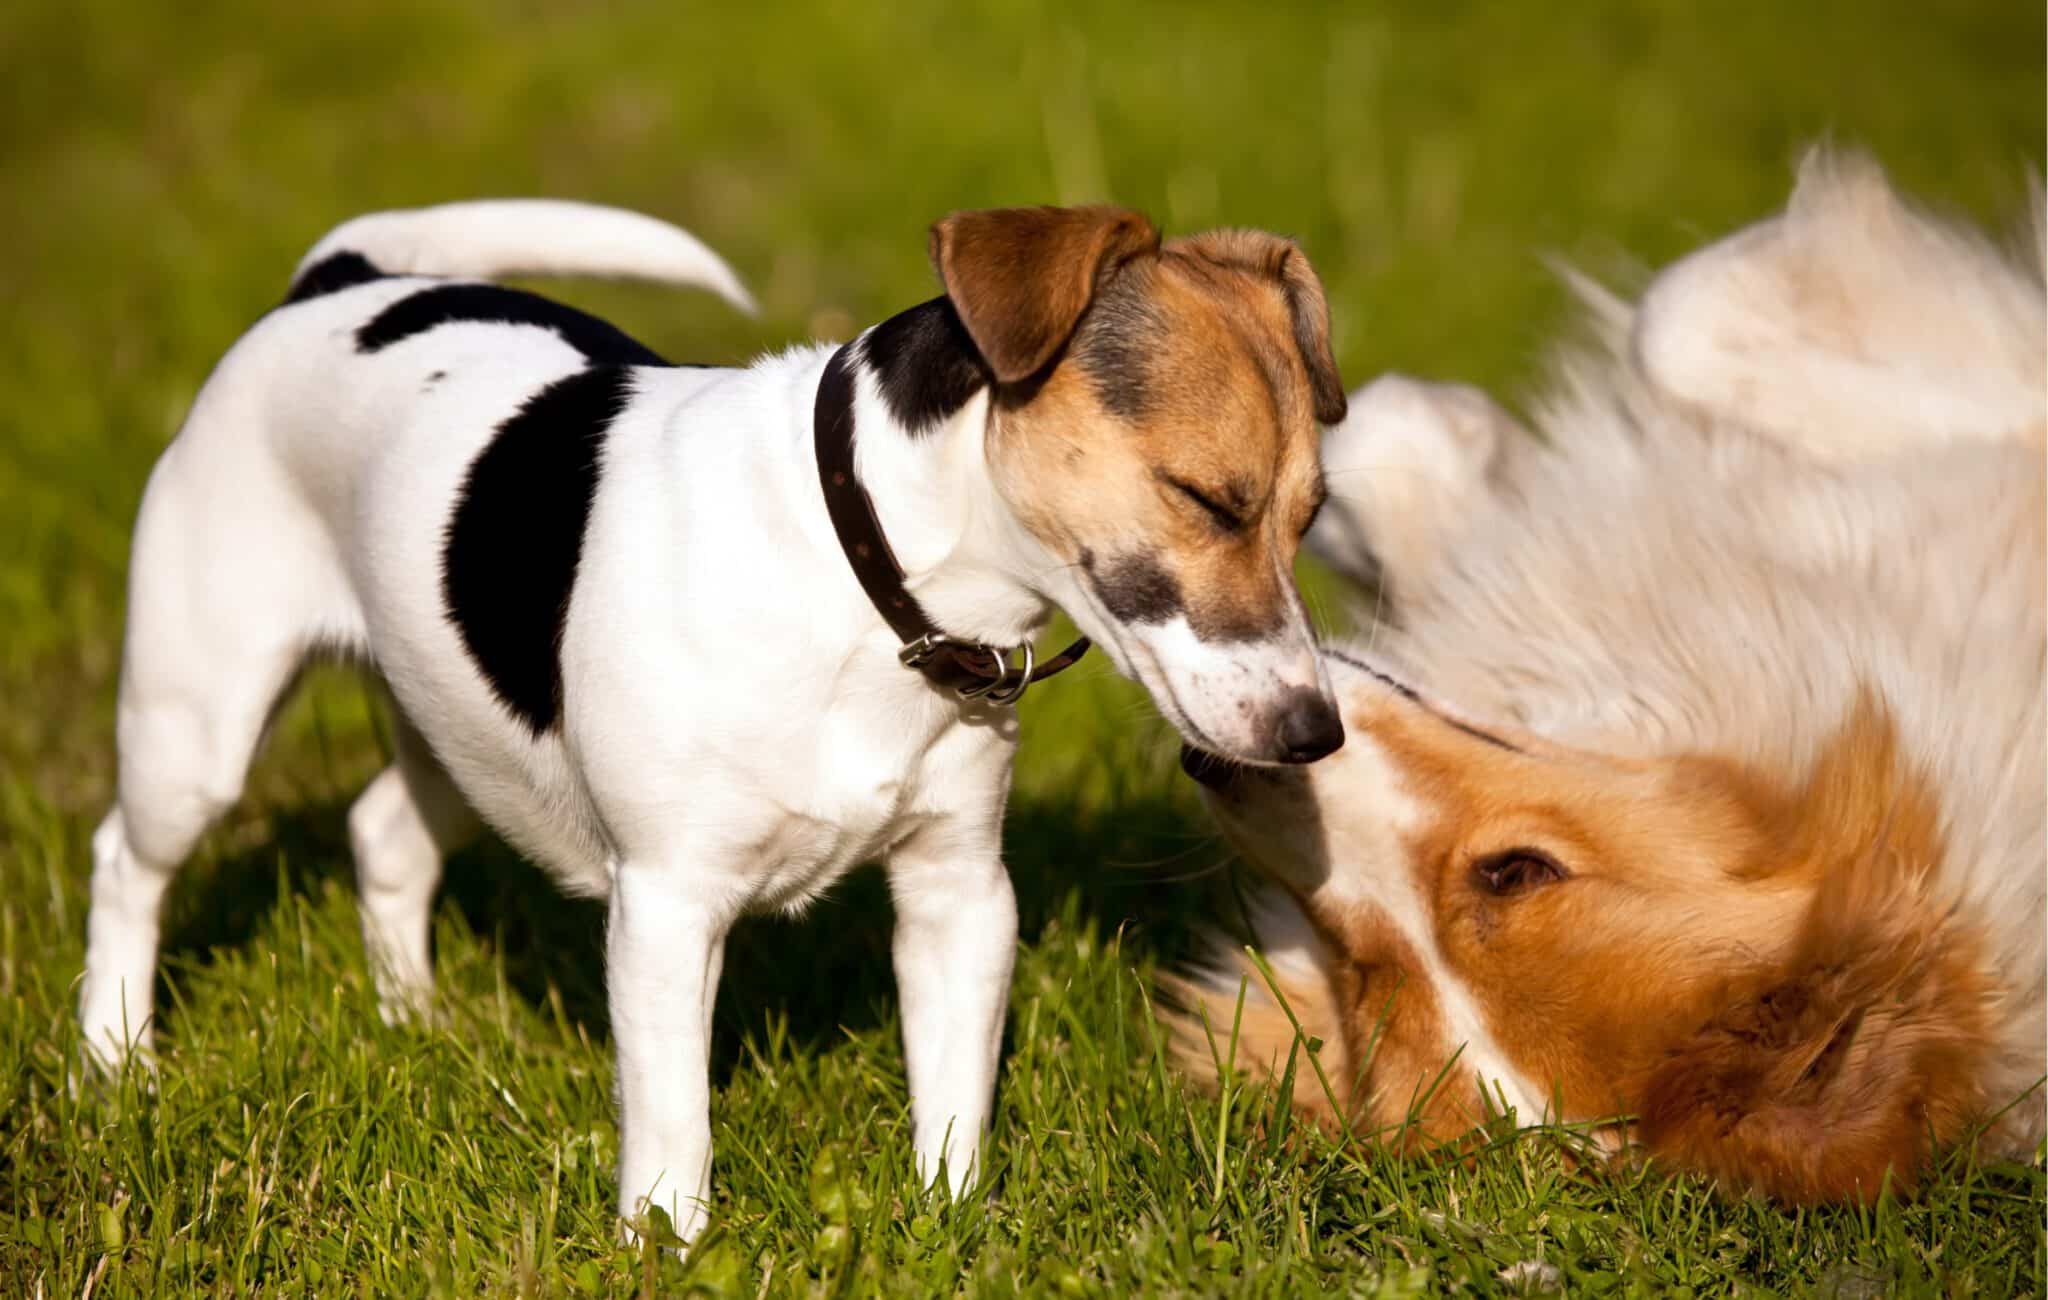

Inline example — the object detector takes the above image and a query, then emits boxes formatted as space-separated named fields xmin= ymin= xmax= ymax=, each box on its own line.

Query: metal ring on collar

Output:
xmin=977 ymin=638 xmax=1035 ymax=706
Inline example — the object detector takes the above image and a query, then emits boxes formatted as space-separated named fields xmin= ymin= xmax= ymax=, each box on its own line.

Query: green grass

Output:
xmin=3 ymin=0 xmax=2043 ymax=1293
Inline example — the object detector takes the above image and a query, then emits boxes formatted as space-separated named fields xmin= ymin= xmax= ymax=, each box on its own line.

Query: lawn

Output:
xmin=2 ymin=0 xmax=2043 ymax=1294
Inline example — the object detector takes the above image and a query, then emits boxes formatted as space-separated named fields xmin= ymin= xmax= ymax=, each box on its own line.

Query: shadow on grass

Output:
xmin=152 ymin=786 xmax=1228 ymax=1084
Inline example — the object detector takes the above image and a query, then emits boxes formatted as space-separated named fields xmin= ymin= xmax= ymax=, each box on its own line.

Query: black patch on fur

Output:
xmin=1081 ymin=547 xmax=1184 ymax=626
xmin=858 ymin=297 xmax=992 ymax=435
xmin=1075 ymin=280 xmax=1161 ymax=419
xmin=1321 ymin=647 xmax=1521 ymax=752
xmin=442 ymin=366 xmax=636 ymax=735
xmin=357 ymin=284 xmax=670 ymax=366
xmin=283 ymin=251 xmax=386 ymax=304
xmin=1440 ymin=716 xmax=1518 ymax=751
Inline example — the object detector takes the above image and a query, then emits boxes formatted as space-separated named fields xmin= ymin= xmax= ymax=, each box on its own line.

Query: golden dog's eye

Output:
xmin=1473 ymin=848 xmax=1568 ymax=895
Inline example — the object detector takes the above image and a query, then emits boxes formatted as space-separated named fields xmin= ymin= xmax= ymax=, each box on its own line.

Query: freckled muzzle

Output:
xmin=1068 ymin=548 xmax=1341 ymax=765
xmin=1180 ymin=687 xmax=1343 ymax=785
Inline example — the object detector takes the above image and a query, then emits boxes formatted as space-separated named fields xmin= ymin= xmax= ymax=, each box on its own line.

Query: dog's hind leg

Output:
xmin=81 ymin=580 xmax=314 ymax=1069
xmin=348 ymin=710 xmax=479 ymax=1022
xmin=80 ymin=409 xmax=356 ymax=1069
xmin=1635 ymin=149 xmax=2046 ymax=461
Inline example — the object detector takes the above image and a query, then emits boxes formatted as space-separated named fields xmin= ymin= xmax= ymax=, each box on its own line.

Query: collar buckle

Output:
xmin=899 ymin=633 xmax=1037 ymax=706
xmin=896 ymin=632 xmax=958 ymax=671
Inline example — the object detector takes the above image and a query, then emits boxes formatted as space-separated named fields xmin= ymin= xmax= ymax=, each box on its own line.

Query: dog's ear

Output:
xmin=1635 ymin=852 xmax=1994 ymax=1205
xmin=1168 ymin=230 xmax=1349 ymax=425
xmin=928 ymin=205 xmax=1160 ymax=384
xmin=1274 ymin=245 xmax=1348 ymax=426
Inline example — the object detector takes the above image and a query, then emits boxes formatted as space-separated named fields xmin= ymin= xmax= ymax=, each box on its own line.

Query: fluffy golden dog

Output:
xmin=1170 ymin=152 xmax=2045 ymax=1205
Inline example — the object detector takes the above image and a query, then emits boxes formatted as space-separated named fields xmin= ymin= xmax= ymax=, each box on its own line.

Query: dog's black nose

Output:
xmin=1275 ymin=691 xmax=1344 ymax=763
xmin=1179 ymin=743 xmax=1236 ymax=790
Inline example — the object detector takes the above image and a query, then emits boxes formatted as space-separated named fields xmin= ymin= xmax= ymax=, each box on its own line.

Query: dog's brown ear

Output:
xmin=1169 ymin=230 xmax=1349 ymax=426
xmin=929 ymin=205 xmax=1160 ymax=384
xmin=1635 ymin=862 xmax=1993 ymax=1205
xmin=1275 ymin=246 xmax=1348 ymax=426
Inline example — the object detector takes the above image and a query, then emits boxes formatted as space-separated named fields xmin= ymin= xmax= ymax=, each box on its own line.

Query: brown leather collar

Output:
xmin=813 ymin=342 xmax=1089 ymax=703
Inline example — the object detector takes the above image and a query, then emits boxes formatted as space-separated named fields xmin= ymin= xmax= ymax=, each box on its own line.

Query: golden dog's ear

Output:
xmin=1169 ymin=230 xmax=1349 ymax=425
xmin=928 ymin=205 xmax=1160 ymax=384
xmin=1635 ymin=863 xmax=1993 ymax=1205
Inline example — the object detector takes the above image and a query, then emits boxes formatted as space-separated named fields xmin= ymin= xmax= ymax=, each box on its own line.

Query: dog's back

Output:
xmin=82 ymin=204 xmax=756 ymax=1068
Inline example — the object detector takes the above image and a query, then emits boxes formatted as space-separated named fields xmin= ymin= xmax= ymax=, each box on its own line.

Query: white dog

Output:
xmin=79 ymin=199 xmax=1352 ymax=1239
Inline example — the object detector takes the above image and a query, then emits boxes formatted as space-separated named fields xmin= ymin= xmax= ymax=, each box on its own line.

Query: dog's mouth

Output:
xmin=1178 ymin=743 xmax=1243 ymax=791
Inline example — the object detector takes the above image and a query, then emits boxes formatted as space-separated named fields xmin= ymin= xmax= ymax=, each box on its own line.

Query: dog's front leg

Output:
xmin=608 ymin=860 xmax=731 ymax=1245
xmin=887 ymin=823 xmax=1017 ymax=1196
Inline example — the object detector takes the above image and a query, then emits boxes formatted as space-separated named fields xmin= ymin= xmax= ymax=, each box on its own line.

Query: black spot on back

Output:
xmin=1081 ymin=547 xmax=1185 ymax=625
xmin=442 ymin=365 xmax=637 ymax=735
xmin=282 ymin=250 xmax=386 ymax=304
xmin=359 ymin=283 xmax=670 ymax=367
xmin=859 ymin=297 xmax=992 ymax=435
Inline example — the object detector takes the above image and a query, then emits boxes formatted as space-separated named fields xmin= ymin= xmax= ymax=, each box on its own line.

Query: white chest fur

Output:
xmin=706 ymin=650 xmax=1017 ymax=914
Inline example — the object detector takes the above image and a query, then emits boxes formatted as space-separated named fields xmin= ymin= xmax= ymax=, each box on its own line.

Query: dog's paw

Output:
xmin=1635 ymin=148 xmax=2045 ymax=460
xmin=370 ymin=977 xmax=443 ymax=1030
xmin=1310 ymin=373 xmax=1516 ymax=596
xmin=67 ymin=1033 xmax=160 ymax=1103
xmin=618 ymin=1201 xmax=705 ymax=1256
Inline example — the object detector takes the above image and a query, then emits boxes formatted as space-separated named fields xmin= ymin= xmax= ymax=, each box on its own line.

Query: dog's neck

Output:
xmin=833 ymin=298 xmax=1059 ymax=650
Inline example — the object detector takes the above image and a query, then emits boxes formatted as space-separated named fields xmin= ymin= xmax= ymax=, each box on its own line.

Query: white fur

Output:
xmin=1635 ymin=151 xmax=2043 ymax=461
xmin=1091 ymin=614 xmax=1334 ymax=759
xmin=1310 ymin=373 xmax=1519 ymax=605
xmin=78 ymin=198 xmax=1334 ymax=1245
xmin=297 ymin=199 xmax=758 ymax=314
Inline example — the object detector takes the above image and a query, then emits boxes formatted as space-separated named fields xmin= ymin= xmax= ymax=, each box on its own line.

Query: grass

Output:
xmin=2 ymin=0 xmax=2042 ymax=1293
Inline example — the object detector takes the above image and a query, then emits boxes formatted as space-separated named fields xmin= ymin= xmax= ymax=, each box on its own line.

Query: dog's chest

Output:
xmin=737 ymin=672 xmax=1002 ymax=912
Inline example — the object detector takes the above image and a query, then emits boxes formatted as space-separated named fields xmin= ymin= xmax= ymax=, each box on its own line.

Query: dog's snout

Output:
xmin=1180 ymin=742 xmax=1237 ymax=790
xmin=1275 ymin=691 xmax=1344 ymax=764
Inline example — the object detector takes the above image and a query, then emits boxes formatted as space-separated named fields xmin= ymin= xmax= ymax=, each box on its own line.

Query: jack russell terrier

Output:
xmin=78 ymin=199 xmax=1348 ymax=1240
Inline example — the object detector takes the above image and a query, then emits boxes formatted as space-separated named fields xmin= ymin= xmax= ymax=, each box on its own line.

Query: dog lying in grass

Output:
xmin=1170 ymin=151 xmax=2045 ymax=1204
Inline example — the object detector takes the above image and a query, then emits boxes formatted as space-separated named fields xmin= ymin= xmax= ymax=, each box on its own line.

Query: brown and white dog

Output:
xmin=81 ymin=200 xmax=1347 ymax=1242
xmin=1169 ymin=152 xmax=2046 ymax=1205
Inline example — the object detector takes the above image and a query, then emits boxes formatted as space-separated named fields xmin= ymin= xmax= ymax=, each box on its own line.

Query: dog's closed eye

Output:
xmin=1473 ymin=848 xmax=1569 ymax=895
xmin=1163 ymin=476 xmax=1246 ymax=533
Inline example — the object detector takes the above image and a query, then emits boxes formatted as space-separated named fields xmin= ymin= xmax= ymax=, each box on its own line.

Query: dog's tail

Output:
xmin=286 ymin=200 xmax=756 ymax=314
xmin=1157 ymin=888 xmax=1353 ymax=1131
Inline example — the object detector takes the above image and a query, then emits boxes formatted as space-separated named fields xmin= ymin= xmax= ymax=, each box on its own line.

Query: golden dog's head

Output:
xmin=1180 ymin=656 xmax=1993 ymax=1204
